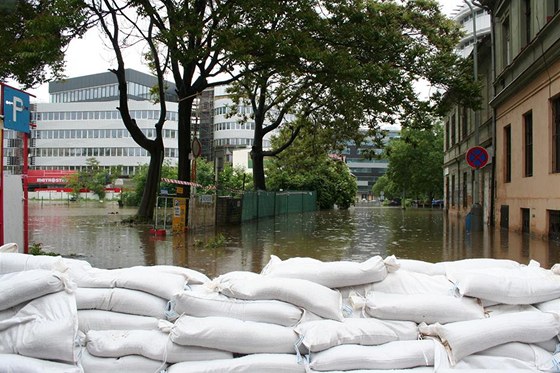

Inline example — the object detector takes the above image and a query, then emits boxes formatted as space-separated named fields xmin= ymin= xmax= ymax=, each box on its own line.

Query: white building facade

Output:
xmin=30 ymin=70 xmax=179 ymax=176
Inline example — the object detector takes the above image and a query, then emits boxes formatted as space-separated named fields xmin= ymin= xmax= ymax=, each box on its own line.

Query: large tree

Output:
xmin=227 ymin=0 xmax=479 ymax=191
xmin=85 ymin=0 xmax=254 ymax=219
xmin=0 ymin=0 xmax=90 ymax=88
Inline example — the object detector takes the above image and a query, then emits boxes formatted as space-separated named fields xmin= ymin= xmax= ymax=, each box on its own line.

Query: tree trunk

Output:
xmin=251 ymin=147 xmax=266 ymax=190
xmin=137 ymin=145 xmax=164 ymax=220
xmin=177 ymin=97 xmax=193 ymax=185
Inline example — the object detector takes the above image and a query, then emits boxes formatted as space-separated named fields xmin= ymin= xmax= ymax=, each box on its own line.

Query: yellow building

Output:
xmin=483 ymin=0 xmax=560 ymax=239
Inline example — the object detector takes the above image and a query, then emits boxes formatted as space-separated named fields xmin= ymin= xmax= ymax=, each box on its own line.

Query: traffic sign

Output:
xmin=2 ymin=85 xmax=31 ymax=133
xmin=466 ymin=146 xmax=489 ymax=169
xmin=192 ymin=137 xmax=202 ymax=158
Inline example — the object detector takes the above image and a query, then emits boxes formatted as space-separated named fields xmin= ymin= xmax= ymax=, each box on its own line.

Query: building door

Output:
xmin=500 ymin=205 xmax=509 ymax=229
xmin=521 ymin=208 xmax=530 ymax=234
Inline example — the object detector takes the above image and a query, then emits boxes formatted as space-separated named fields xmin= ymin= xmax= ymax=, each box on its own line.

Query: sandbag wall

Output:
xmin=1 ymin=251 xmax=560 ymax=372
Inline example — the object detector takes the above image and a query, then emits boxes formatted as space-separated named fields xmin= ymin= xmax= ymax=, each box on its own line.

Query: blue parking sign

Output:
xmin=2 ymin=85 xmax=31 ymax=133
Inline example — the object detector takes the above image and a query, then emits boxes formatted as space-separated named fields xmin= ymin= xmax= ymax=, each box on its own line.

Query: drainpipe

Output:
xmin=465 ymin=0 xmax=484 ymax=232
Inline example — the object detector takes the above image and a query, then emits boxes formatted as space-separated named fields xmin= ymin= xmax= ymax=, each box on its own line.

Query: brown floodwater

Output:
xmin=29 ymin=201 xmax=560 ymax=278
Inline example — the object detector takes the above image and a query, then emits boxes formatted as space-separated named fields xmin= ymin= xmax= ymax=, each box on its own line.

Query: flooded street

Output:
xmin=29 ymin=201 xmax=560 ymax=278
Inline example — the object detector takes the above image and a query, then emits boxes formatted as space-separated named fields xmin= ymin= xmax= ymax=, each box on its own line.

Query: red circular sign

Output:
xmin=466 ymin=146 xmax=489 ymax=169
xmin=191 ymin=137 xmax=202 ymax=158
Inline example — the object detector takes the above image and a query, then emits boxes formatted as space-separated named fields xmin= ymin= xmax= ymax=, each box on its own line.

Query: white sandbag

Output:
xmin=396 ymin=259 xmax=446 ymax=276
xmin=69 ymin=267 xmax=188 ymax=300
xmin=444 ymin=258 xmax=522 ymax=273
xmin=168 ymin=287 xmax=303 ymax=326
xmin=484 ymin=303 xmax=539 ymax=317
xmin=448 ymin=264 xmax=560 ymax=304
xmin=308 ymin=339 xmax=435 ymax=371
xmin=363 ymin=291 xmax=484 ymax=324
xmin=129 ymin=264 xmax=210 ymax=284
xmin=166 ymin=354 xmax=303 ymax=373
xmin=371 ymin=270 xmax=453 ymax=295
xmin=0 ymin=242 xmax=18 ymax=253
xmin=0 ymin=291 xmax=78 ymax=363
xmin=294 ymin=318 xmax=417 ymax=352
xmin=0 ymin=354 xmax=81 ymax=373
xmin=76 ymin=287 xmax=167 ymax=318
xmin=435 ymin=342 xmax=554 ymax=371
xmin=86 ymin=329 xmax=232 ymax=363
xmin=261 ymin=255 xmax=389 ymax=288
xmin=535 ymin=297 xmax=560 ymax=313
xmin=77 ymin=310 xmax=159 ymax=333
xmin=79 ymin=349 xmax=166 ymax=373
xmin=163 ymin=315 xmax=298 ymax=354
xmin=418 ymin=311 xmax=560 ymax=365
xmin=211 ymin=272 xmax=343 ymax=321
xmin=0 ymin=252 xmax=66 ymax=273
xmin=0 ymin=252 xmax=93 ymax=275
xmin=0 ymin=269 xmax=75 ymax=311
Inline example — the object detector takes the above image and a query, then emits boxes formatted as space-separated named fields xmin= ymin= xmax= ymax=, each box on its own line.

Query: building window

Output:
xmin=523 ymin=111 xmax=533 ymax=177
xmin=462 ymin=171 xmax=468 ymax=208
xmin=553 ymin=96 xmax=560 ymax=173
xmin=523 ymin=0 xmax=531 ymax=47
xmin=502 ymin=15 xmax=511 ymax=68
xmin=461 ymin=108 xmax=468 ymax=140
xmin=451 ymin=174 xmax=456 ymax=207
xmin=445 ymin=121 xmax=449 ymax=150
xmin=451 ymin=114 xmax=456 ymax=146
xmin=504 ymin=125 xmax=512 ymax=182
xmin=549 ymin=210 xmax=560 ymax=241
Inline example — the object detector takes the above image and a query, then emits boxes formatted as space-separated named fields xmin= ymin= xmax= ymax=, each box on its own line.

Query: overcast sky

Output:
xmin=23 ymin=0 xmax=463 ymax=103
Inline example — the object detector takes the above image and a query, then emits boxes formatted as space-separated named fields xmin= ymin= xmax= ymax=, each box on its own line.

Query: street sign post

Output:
xmin=466 ymin=146 xmax=489 ymax=170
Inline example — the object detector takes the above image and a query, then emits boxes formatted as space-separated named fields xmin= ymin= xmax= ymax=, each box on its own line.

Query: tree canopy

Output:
xmin=373 ymin=123 xmax=444 ymax=202
xmin=225 ymin=0 xmax=479 ymax=191
xmin=0 ymin=0 xmax=90 ymax=87
xmin=267 ymin=125 xmax=357 ymax=210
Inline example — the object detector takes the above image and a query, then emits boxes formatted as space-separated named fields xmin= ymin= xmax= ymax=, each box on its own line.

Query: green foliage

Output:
xmin=379 ymin=123 xmax=444 ymax=202
xmin=217 ymin=164 xmax=252 ymax=197
xmin=267 ymin=126 xmax=357 ymax=210
xmin=123 ymin=161 xmax=177 ymax=207
xmin=28 ymin=242 xmax=58 ymax=256
xmin=0 ymin=0 xmax=90 ymax=87
xmin=65 ymin=158 xmax=117 ymax=200
xmin=371 ymin=174 xmax=399 ymax=201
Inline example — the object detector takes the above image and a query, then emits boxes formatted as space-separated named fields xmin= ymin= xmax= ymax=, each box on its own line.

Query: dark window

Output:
xmin=462 ymin=171 xmax=468 ymax=208
xmin=524 ymin=111 xmax=533 ymax=177
xmin=451 ymin=114 xmax=456 ymax=146
xmin=502 ymin=16 xmax=511 ymax=68
xmin=521 ymin=208 xmax=530 ymax=234
xmin=445 ymin=175 xmax=450 ymax=207
xmin=451 ymin=174 xmax=456 ymax=207
xmin=504 ymin=125 xmax=512 ymax=182
xmin=549 ymin=210 xmax=560 ymax=241
xmin=500 ymin=205 xmax=509 ymax=229
xmin=553 ymin=97 xmax=560 ymax=173
xmin=461 ymin=108 xmax=468 ymax=140
xmin=445 ymin=121 xmax=450 ymax=150
xmin=523 ymin=0 xmax=531 ymax=46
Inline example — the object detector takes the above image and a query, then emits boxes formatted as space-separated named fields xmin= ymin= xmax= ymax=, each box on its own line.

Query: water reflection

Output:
xmin=28 ymin=201 xmax=560 ymax=277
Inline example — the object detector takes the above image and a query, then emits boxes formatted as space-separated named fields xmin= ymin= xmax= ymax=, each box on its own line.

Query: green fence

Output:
xmin=241 ymin=190 xmax=317 ymax=222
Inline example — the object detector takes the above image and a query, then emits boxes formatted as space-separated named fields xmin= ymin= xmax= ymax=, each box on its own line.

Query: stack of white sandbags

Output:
xmin=0 ymin=267 xmax=80 ymax=372
xmin=3 ymin=250 xmax=560 ymax=372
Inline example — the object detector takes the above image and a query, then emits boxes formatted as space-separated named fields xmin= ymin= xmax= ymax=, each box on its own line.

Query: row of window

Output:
xmin=499 ymin=205 xmax=560 ymax=241
xmin=215 ymin=121 xmax=256 ymax=131
xmin=213 ymin=138 xmax=271 ymax=148
xmin=51 ymin=82 xmax=151 ymax=103
xmin=32 ymin=165 xmax=140 ymax=176
xmin=32 ymin=147 xmax=178 ymax=158
xmin=33 ymin=110 xmax=179 ymax=122
xmin=33 ymin=128 xmax=177 ymax=140
xmin=503 ymin=97 xmax=560 ymax=183
xmin=213 ymin=105 xmax=253 ymax=116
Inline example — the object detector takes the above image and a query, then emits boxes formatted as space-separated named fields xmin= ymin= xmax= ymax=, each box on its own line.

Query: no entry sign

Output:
xmin=466 ymin=146 xmax=489 ymax=169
